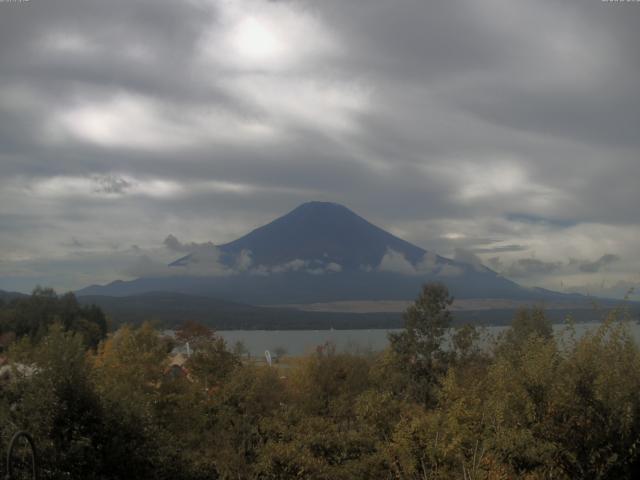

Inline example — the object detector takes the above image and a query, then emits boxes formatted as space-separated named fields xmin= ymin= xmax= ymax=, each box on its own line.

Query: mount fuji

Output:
xmin=77 ymin=201 xmax=584 ymax=307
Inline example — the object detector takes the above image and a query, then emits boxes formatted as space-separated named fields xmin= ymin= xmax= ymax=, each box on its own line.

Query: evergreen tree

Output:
xmin=388 ymin=283 xmax=453 ymax=405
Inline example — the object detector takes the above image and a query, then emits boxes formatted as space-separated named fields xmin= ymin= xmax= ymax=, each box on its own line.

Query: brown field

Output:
xmin=265 ymin=298 xmax=593 ymax=314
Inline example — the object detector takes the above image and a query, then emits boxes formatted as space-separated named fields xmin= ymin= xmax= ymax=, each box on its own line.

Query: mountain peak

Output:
xmin=292 ymin=200 xmax=350 ymax=211
xmin=217 ymin=201 xmax=427 ymax=270
xmin=78 ymin=202 xmax=557 ymax=304
xmin=281 ymin=201 xmax=368 ymax=223
xmin=284 ymin=201 xmax=359 ymax=221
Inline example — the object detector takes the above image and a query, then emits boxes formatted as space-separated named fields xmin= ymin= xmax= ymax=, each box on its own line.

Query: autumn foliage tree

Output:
xmin=3 ymin=284 xmax=640 ymax=479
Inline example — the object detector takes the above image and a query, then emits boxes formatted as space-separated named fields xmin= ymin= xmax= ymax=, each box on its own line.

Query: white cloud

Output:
xmin=255 ymin=258 xmax=343 ymax=276
xmin=193 ymin=0 xmax=369 ymax=138
xmin=326 ymin=262 xmax=342 ymax=273
xmin=51 ymin=92 xmax=279 ymax=151
xmin=235 ymin=250 xmax=253 ymax=271
xmin=377 ymin=249 xmax=417 ymax=275
xmin=42 ymin=32 xmax=100 ymax=55
xmin=199 ymin=0 xmax=338 ymax=73
xmin=377 ymin=249 xmax=470 ymax=277
xmin=415 ymin=252 xmax=439 ymax=273
xmin=453 ymin=248 xmax=485 ymax=272
xmin=226 ymin=76 xmax=370 ymax=135
xmin=270 ymin=259 xmax=307 ymax=274
xmin=432 ymin=159 xmax=565 ymax=213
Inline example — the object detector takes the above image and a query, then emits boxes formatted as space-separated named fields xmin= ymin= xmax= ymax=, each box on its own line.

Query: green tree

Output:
xmin=257 ymin=346 xmax=383 ymax=479
xmin=388 ymin=283 xmax=453 ymax=405
xmin=205 ymin=365 xmax=286 ymax=479
xmin=4 ymin=325 xmax=106 ymax=478
xmin=92 ymin=322 xmax=194 ymax=479
xmin=451 ymin=323 xmax=481 ymax=363
xmin=186 ymin=335 xmax=240 ymax=388
xmin=232 ymin=340 xmax=249 ymax=359
xmin=507 ymin=306 xmax=552 ymax=343
xmin=0 ymin=287 xmax=107 ymax=347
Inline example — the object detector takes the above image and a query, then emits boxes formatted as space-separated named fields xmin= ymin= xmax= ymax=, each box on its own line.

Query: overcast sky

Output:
xmin=0 ymin=0 xmax=638 ymax=298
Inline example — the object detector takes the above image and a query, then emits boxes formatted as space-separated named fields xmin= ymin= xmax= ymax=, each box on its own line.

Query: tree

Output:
xmin=273 ymin=346 xmax=287 ymax=363
xmin=0 ymin=287 xmax=108 ymax=347
xmin=232 ymin=340 xmax=249 ymax=359
xmin=176 ymin=320 xmax=216 ymax=348
xmin=388 ymin=283 xmax=453 ymax=405
xmin=495 ymin=306 xmax=553 ymax=364
xmin=186 ymin=335 xmax=240 ymax=387
xmin=451 ymin=323 xmax=481 ymax=363
xmin=206 ymin=365 xmax=286 ymax=479
xmin=5 ymin=325 xmax=106 ymax=478
xmin=509 ymin=306 xmax=552 ymax=343
xmin=92 ymin=322 xmax=185 ymax=478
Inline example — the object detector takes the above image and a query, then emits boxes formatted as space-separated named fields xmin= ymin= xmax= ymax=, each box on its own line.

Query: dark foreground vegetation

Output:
xmin=1 ymin=285 xmax=640 ymax=479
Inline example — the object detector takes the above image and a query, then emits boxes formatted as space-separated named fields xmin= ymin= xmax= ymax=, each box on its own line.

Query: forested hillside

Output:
xmin=0 ymin=287 xmax=107 ymax=348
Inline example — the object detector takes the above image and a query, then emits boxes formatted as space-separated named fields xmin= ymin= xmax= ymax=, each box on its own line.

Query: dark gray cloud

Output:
xmin=453 ymin=249 xmax=484 ymax=271
xmin=578 ymin=254 xmax=621 ymax=273
xmin=506 ymin=258 xmax=564 ymax=278
xmin=505 ymin=214 xmax=577 ymax=229
xmin=0 ymin=0 xmax=638 ymax=297
xmin=93 ymin=175 xmax=133 ymax=195
xmin=163 ymin=235 xmax=216 ymax=254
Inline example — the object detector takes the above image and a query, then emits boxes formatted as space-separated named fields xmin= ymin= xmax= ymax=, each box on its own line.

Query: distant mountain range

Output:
xmin=78 ymin=201 xmax=586 ymax=306
xmin=4 ymin=288 xmax=624 ymax=330
xmin=76 ymin=291 xmax=402 ymax=330
xmin=3 ymin=201 xmax=636 ymax=328
xmin=3 ymin=200 xmax=635 ymax=328
xmin=0 ymin=290 xmax=27 ymax=303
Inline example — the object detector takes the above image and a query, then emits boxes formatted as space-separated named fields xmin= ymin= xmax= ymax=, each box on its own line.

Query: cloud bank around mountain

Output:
xmin=0 ymin=0 xmax=638 ymax=299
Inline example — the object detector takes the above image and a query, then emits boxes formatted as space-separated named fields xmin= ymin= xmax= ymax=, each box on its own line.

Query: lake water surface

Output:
xmin=218 ymin=322 xmax=640 ymax=358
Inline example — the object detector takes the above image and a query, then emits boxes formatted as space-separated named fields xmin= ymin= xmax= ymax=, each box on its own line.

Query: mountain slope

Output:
xmin=77 ymin=201 xmax=583 ymax=305
xmin=217 ymin=201 xmax=432 ymax=269
xmin=77 ymin=291 xmax=402 ymax=329
xmin=0 ymin=290 xmax=28 ymax=303
xmin=170 ymin=201 xmax=445 ymax=271
xmin=77 ymin=291 xmax=629 ymax=329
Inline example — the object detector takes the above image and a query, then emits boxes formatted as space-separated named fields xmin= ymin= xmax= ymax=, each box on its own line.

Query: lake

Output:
xmin=217 ymin=321 xmax=640 ymax=358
